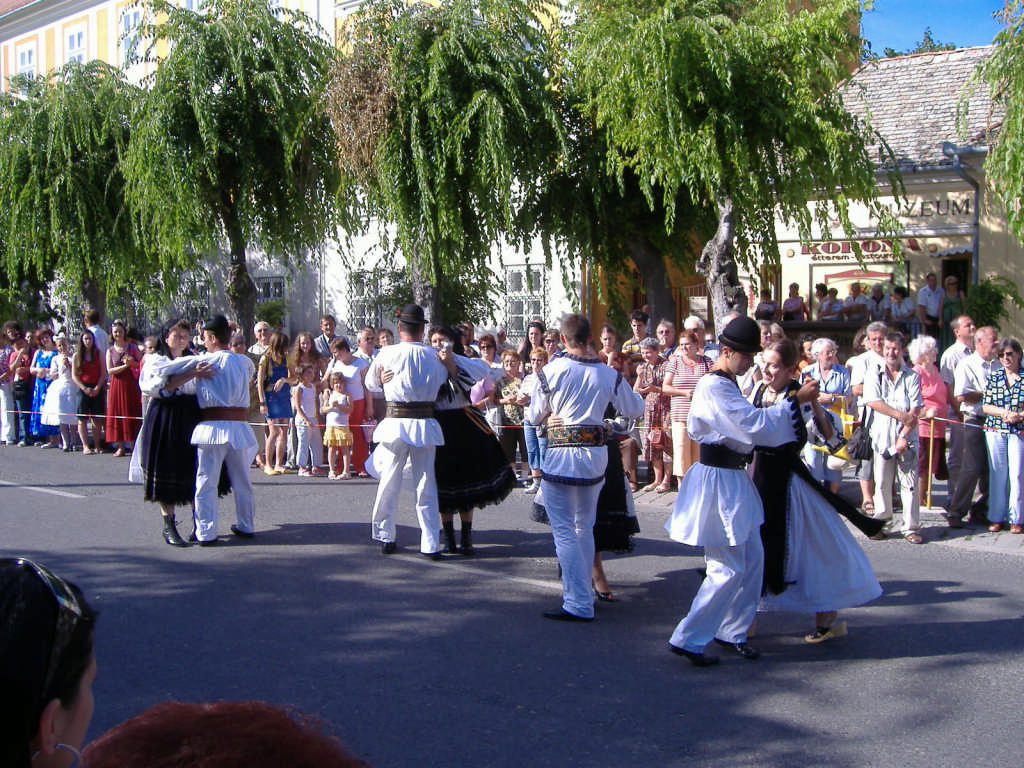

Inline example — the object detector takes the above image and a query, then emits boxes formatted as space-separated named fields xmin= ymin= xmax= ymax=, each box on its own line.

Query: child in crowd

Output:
xmin=321 ymin=371 xmax=354 ymax=479
xmin=292 ymin=364 xmax=325 ymax=477
xmin=41 ymin=335 xmax=79 ymax=451
xmin=140 ymin=335 xmax=159 ymax=416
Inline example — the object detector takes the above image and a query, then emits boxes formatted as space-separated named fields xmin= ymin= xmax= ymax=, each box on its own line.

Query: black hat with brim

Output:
xmin=398 ymin=304 xmax=426 ymax=326
xmin=718 ymin=316 xmax=761 ymax=354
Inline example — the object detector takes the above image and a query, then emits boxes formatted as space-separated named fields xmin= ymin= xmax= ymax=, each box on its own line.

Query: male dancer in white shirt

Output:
xmin=527 ymin=313 xmax=644 ymax=621
xmin=665 ymin=316 xmax=818 ymax=665
xmin=365 ymin=304 xmax=452 ymax=558
xmin=156 ymin=315 xmax=258 ymax=545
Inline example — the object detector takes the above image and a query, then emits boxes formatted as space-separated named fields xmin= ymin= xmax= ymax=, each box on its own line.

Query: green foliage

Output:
xmin=881 ymin=28 xmax=957 ymax=58
xmin=256 ymin=299 xmax=290 ymax=330
xmin=973 ymin=1 xmax=1024 ymax=243
xmin=125 ymin=0 xmax=342 ymax=331
xmin=0 ymin=61 xmax=149 ymax=311
xmin=965 ymin=275 xmax=1024 ymax=332
xmin=327 ymin=0 xmax=565 ymax=317
xmin=567 ymin=0 xmax=900 ymax=277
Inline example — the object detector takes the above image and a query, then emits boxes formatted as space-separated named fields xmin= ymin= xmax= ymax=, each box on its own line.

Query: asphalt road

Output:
xmin=3 ymin=445 xmax=1024 ymax=768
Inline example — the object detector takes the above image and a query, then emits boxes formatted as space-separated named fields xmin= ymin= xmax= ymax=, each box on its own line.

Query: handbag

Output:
xmin=845 ymin=407 xmax=873 ymax=461
xmin=649 ymin=427 xmax=665 ymax=448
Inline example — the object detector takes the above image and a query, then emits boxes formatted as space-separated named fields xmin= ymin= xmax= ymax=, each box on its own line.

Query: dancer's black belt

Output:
xmin=699 ymin=443 xmax=752 ymax=469
xmin=386 ymin=401 xmax=435 ymax=419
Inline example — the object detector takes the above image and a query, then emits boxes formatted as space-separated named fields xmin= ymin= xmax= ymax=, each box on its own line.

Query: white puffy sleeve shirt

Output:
xmin=365 ymin=342 xmax=448 ymax=447
xmin=666 ymin=373 xmax=800 ymax=547
xmin=526 ymin=356 xmax=644 ymax=483
xmin=157 ymin=350 xmax=257 ymax=449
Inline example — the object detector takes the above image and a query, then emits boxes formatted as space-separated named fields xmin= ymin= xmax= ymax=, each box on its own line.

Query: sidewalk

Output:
xmin=632 ymin=471 xmax=1024 ymax=558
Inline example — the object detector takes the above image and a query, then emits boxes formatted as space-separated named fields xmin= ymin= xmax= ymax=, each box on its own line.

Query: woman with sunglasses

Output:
xmin=0 ymin=558 xmax=98 ymax=768
xmin=981 ymin=338 xmax=1024 ymax=533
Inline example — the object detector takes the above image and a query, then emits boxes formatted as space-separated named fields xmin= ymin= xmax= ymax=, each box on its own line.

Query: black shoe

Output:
xmin=714 ymin=639 xmax=760 ymax=659
xmin=162 ymin=518 xmax=191 ymax=547
xmin=542 ymin=608 xmax=594 ymax=622
xmin=944 ymin=514 xmax=964 ymax=529
xmin=668 ymin=644 xmax=719 ymax=667
xmin=196 ymin=538 xmax=219 ymax=547
xmin=230 ymin=524 xmax=255 ymax=539
xmin=381 ymin=541 xmax=397 ymax=555
xmin=422 ymin=550 xmax=444 ymax=561
xmin=188 ymin=532 xmax=218 ymax=547
xmin=460 ymin=525 xmax=474 ymax=556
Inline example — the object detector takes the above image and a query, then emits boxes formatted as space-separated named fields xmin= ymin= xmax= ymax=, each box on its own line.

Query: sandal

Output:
xmin=1011 ymin=525 xmax=1023 ymax=535
xmin=861 ymin=500 xmax=875 ymax=515
xmin=903 ymin=531 xmax=924 ymax=545
xmin=805 ymin=620 xmax=848 ymax=644
xmin=656 ymin=483 xmax=672 ymax=493
xmin=595 ymin=590 xmax=616 ymax=602
xmin=641 ymin=483 xmax=660 ymax=493
xmin=989 ymin=522 xmax=1004 ymax=533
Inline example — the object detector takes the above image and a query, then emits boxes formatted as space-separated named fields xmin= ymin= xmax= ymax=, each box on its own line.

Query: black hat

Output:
xmin=397 ymin=303 xmax=426 ymax=326
xmin=718 ymin=316 xmax=761 ymax=354
xmin=201 ymin=314 xmax=230 ymax=337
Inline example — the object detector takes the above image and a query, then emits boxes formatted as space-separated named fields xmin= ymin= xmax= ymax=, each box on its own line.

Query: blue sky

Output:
xmin=861 ymin=0 xmax=1005 ymax=54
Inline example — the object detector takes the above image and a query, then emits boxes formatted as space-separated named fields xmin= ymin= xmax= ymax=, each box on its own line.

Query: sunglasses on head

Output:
xmin=2 ymin=558 xmax=83 ymax=700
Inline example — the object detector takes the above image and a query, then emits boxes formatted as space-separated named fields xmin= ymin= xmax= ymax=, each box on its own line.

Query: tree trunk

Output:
xmin=626 ymin=234 xmax=675 ymax=328
xmin=696 ymin=197 xmax=747 ymax=335
xmin=80 ymin=278 xmax=107 ymax=326
xmin=224 ymin=212 xmax=257 ymax=344
xmin=410 ymin=241 xmax=441 ymax=324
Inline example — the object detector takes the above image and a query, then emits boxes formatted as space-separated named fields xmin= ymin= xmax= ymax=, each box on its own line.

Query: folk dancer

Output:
xmin=526 ymin=314 xmax=644 ymax=622
xmin=665 ymin=316 xmax=818 ymax=666
xmin=155 ymin=315 xmax=258 ymax=546
xmin=365 ymin=304 xmax=451 ymax=558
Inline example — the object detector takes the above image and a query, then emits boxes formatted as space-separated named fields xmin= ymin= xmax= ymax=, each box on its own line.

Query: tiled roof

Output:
xmin=0 ymin=0 xmax=36 ymax=18
xmin=840 ymin=46 xmax=1002 ymax=169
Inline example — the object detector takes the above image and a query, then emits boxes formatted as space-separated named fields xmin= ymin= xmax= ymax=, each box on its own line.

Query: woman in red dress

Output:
xmin=105 ymin=321 xmax=143 ymax=456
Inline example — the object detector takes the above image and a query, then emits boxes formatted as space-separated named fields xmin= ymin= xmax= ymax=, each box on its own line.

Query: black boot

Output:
xmin=443 ymin=520 xmax=458 ymax=554
xmin=460 ymin=522 xmax=474 ymax=556
xmin=162 ymin=516 xmax=190 ymax=547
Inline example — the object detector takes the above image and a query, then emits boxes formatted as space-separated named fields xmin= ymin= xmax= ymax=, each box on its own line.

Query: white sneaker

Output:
xmin=524 ymin=480 xmax=540 ymax=495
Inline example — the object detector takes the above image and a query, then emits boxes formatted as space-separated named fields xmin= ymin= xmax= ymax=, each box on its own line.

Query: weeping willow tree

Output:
xmin=326 ymin=0 xmax=565 ymax=323
xmin=0 ymin=60 xmax=146 ymax=319
xmin=124 ymin=0 xmax=341 ymax=340
xmin=971 ymin=0 xmax=1024 ymax=243
xmin=562 ymin=0 xmax=901 ymax=328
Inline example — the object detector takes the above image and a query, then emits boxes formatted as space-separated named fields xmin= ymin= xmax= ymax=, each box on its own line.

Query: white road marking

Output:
xmin=0 ymin=480 xmax=85 ymax=499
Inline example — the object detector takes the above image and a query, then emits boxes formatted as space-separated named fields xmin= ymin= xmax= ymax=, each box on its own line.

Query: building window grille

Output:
xmin=504 ymin=264 xmax=546 ymax=344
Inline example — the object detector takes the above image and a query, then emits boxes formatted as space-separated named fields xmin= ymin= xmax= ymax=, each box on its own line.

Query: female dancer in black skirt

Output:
xmin=131 ymin=319 xmax=224 ymax=546
xmin=428 ymin=325 xmax=517 ymax=555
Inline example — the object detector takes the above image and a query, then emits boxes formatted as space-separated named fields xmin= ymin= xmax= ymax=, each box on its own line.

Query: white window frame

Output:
xmin=64 ymin=23 xmax=87 ymax=64
xmin=16 ymin=43 xmax=36 ymax=77
xmin=504 ymin=263 xmax=547 ymax=344
xmin=119 ymin=5 xmax=143 ymax=67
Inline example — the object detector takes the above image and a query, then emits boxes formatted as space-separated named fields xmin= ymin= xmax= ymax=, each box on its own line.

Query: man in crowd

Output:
xmin=939 ymin=315 xmax=976 ymax=506
xmin=946 ymin=325 xmax=996 ymax=528
xmin=843 ymin=282 xmax=869 ymax=323
xmin=849 ymin=322 xmax=887 ymax=512
xmin=248 ymin=321 xmax=271 ymax=356
xmin=355 ymin=326 xmax=377 ymax=362
xmin=365 ymin=304 xmax=451 ymax=557
xmin=917 ymin=272 xmax=943 ymax=340
xmin=84 ymin=309 xmax=109 ymax=356
xmin=314 ymin=315 xmax=339 ymax=359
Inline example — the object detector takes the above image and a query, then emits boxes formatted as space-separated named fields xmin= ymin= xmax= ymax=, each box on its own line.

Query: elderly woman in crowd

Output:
xmin=633 ymin=337 xmax=672 ymax=492
xmin=1 ymin=557 xmax=98 ymax=768
xmin=799 ymin=337 xmax=850 ymax=493
xmin=981 ymin=337 xmax=1024 ymax=534
xmin=864 ymin=332 xmax=923 ymax=544
xmin=909 ymin=335 xmax=951 ymax=506
xmin=662 ymin=330 xmax=713 ymax=482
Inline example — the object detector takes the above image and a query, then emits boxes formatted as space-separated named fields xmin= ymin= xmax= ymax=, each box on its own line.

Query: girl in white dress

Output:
xmin=40 ymin=335 xmax=79 ymax=451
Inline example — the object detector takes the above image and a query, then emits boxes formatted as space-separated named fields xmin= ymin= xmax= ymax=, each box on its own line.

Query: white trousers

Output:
xmin=370 ymin=440 xmax=440 ymax=554
xmin=0 ymin=381 xmax=14 ymax=444
xmin=542 ymin=480 xmax=605 ymax=619
xmin=194 ymin=444 xmax=255 ymax=542
xmin=985 ymin=431 xmax=1024 ymax=525
xmin=295 ymin=422 xmax=324 ymax=469
xmin=669 ymin=530 xmax=763 ymax=652
xmin=872 ymin=449 xmax=920 ymax=532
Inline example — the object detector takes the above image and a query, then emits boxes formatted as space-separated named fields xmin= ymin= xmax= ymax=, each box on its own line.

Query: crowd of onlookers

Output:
xmin=6 ymin=270 xmax=1019 ymax=543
